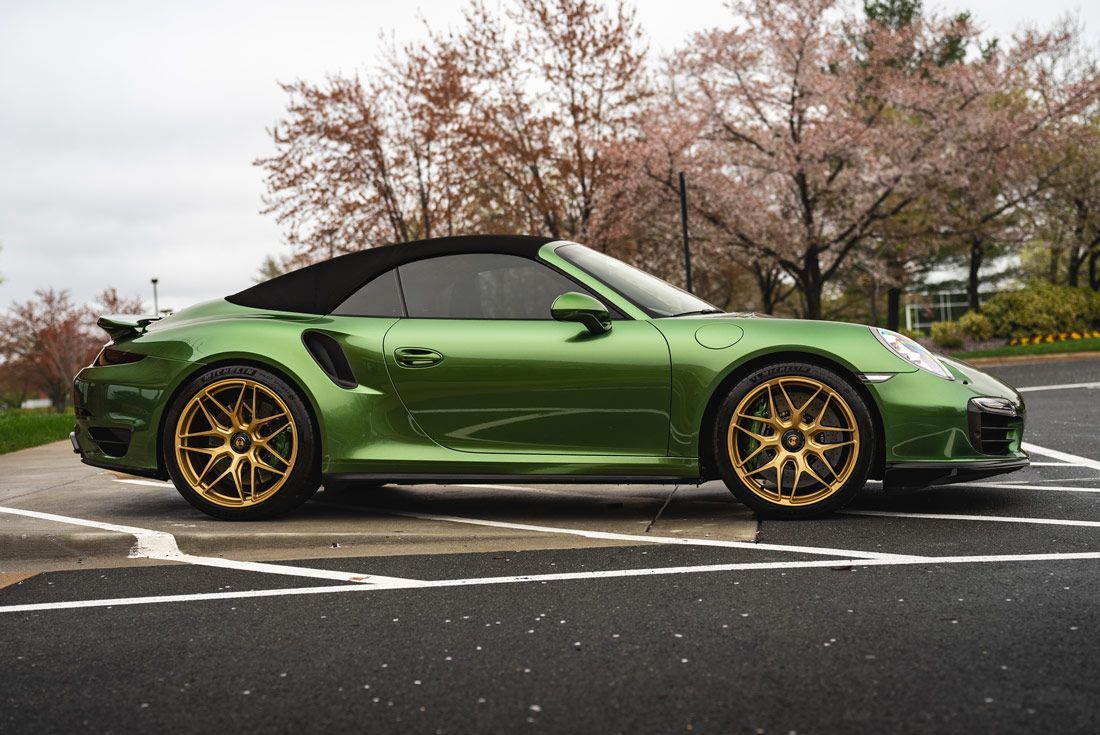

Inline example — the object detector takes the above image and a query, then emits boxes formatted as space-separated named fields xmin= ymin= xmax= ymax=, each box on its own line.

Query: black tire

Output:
xmin=162 ymin=364 xmax=320 ymax=520
xmin=713 ymin=361 xmax=874 ymax=519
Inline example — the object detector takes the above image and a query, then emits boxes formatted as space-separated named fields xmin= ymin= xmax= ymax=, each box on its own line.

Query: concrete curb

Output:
xmin=956 ymin=351 xmax=1100 ymax=367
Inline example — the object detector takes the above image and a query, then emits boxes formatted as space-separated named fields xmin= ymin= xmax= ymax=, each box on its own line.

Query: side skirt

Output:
xmin=323 ymin=473 xmax=701 ymax=486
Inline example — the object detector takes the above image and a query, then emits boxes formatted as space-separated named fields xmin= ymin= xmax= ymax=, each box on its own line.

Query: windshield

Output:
xmin=555 ymin=244 xmax=720 ymax=318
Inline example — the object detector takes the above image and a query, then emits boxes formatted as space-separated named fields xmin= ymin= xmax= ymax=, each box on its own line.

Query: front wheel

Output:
xmin=163 ymin=365 xmax=320 ymax=520
xmin=714 ymin=362 xmax=874 ymax=519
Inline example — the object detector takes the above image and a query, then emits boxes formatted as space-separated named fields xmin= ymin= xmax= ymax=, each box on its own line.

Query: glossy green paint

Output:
xmin=550 ymin=291 xmax=612 ymax=334
xmin=72 ymin=241 xmax=1026 ymax=483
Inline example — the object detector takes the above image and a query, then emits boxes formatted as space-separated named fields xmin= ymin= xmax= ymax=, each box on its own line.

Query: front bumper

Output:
xmin=882 ymin=457 xmax=1028 ymax=489
xmin=866 ymin=356 xmax=1028 ymax=487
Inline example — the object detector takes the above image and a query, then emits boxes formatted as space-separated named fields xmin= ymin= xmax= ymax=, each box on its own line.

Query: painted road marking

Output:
xmin=0 ymin=506 xmax=415 ymax=587
xmin=4 ymin=550 xmax=1100 ymax=615
xmin=1022 ymin=442 xmax=1100 ymax=472
xmin=844 ymin=509 xmax=1100 ymax=528
xmin=993 ymin=476 xmax=1100 ymax=484
xmin=957 ymin=482 xmax=1100 ymax=493
xmin=113 ymin=478 xmax=172 ymax=488
xmin=1018 ymin=382 xmax=1100 ymax=393
xmin=318 ymin=502 xmax=927 ymax=561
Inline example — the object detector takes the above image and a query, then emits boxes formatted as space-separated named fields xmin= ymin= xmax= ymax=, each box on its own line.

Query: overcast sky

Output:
xmin=1 ymin=0 xmax=1095 ymax=313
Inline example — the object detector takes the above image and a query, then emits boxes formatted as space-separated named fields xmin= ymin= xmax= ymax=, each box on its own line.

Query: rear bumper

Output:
xmin=69 ymin=431 xmax=167 ymax=480
xmin=882 ymin=457 xmax=1029 ymax=489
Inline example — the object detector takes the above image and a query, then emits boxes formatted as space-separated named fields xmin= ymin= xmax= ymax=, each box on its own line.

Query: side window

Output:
xmin=332 ymin=269 xmax=405 ymax=317
xmin=398 ymin=253 xmax=603 ymax=320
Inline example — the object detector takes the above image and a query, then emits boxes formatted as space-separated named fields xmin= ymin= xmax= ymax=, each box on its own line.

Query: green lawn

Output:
xmin=950 ymin=337 xmax=1100 ymax=360
xmin=0 ymin=410 xmax=74 ymax=455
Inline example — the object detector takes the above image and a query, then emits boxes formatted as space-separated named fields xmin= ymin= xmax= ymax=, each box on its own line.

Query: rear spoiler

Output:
xmin=97 ymin=314 xmax=162 ymax=341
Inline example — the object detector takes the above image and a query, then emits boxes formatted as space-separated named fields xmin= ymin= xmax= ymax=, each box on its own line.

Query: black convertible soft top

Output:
xmin=226 ymin=235 xmax=556 ymax=315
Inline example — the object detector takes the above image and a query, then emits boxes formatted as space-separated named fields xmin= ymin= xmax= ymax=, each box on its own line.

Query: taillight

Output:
xmin=95 ymin=347 xmax=146 ymax=366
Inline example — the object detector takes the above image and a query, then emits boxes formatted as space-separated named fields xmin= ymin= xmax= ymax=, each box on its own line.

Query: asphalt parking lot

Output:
xmin=1 ymin=356 xmax=1098 ymax=733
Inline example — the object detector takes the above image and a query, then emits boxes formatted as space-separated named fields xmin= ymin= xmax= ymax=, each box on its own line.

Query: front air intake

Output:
xmin=88 ymin=427 xmax=131 ymax=457
xmin=302 ymin=331 xmax=357 ymax=388
xmin=967 ymin=399 xmax=1022 ymax=456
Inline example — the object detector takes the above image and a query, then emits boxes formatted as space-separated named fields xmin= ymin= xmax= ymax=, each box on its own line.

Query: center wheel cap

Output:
xmin=781 ymin=429 xmax=805 ymax=452
xmin=229 ymin=431 xmax=252 ymax=454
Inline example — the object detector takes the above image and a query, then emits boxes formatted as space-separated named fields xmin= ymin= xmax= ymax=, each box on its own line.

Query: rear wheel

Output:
xmin=163 ymin=366 xmax=320 ymax=520
xmin=714 ymin=362 xmax=873 ymax=518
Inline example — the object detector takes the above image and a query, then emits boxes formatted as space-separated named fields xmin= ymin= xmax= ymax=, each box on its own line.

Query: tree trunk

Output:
xmin=967 ymin=239 xmax=984 ymax=312
xmin=886 ymin=287 xmax=901 ymax=331
xmin=48 ymin=384 xmax=68 ymax=413
xmin=1067 ymin=245 xmax=1082 ymax=287
xmin=800 ymin=249 xmax=823 ymax=320
xmin=1090 ymin=247 xmax=1099 ymax=291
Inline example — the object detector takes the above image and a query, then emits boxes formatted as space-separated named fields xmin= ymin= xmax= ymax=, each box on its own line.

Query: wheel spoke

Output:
xmin=204 ymin=390 xmax=235 ymax=422
xmin=798 ymin=386 xmax=823 ymax=420
xmin=232 ymin=460 xmax=245 ymax=501
xmin=734 ymin=423 xmax=773 ymax=443
xmin=253 ymin=457 xmax=287 ymax=477
xmin=813 ymin=448 xmax=839 ymax=478
xmin=788 ymin=461 xmax=802 ymax=502
xmin=196 ymin=399 xmax=225 ymax=431
xmin=179 ymin=429 xmax=221 ymax=439
xmin=180 ymin=445 xmax=222 ymax=456
xmin=743 ymin=456 xmax=780 ymax=479
xmin=818 ymin=438 xmax=856 ymax=449
xmin=800 ymin=459 xmax=830 ymax=489
xmin=200 ymin=460 xmax=233 ymax=492
xmin=776 ymin=382 xmax=796 ymax=423
xmin=735 ymin=442 xmax=768 ymax=468
xmin=806 ymin=394 xmax=831 ymax=430
xmin=232 ymin=384 xmax=247 ymax=425
xmin=736 ymin=411 xmax=778 ymax=430
xmin=260 ymin=442 xmax=292 ymax=467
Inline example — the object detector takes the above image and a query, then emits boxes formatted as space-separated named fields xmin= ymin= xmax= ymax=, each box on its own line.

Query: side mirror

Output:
xmin=551 ymin=292 xmax=612 ymax=335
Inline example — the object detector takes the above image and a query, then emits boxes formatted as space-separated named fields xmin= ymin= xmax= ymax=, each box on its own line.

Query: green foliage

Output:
xmin=930 ymin=320 xmax=965 ymax=348
xmin=982 ymin=283 xmax=1100 ymax=339
xmin=957 ymin=310 xmax=993 ymax=342
xmin=950 ymin=337 xmax=1100 ymax=359
xmin=899 ymin=327 xmax=925 ymax=340
xmin=0 ymin=410 xmax=74 ymax=455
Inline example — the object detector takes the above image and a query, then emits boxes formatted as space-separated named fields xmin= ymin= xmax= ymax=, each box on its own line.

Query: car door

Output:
xmin=374 ymin=253 xmax=671 ymax=456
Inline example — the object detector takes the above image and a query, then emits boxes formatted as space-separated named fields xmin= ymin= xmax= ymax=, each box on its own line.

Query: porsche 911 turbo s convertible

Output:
xmin=72 ymin=235 xmax=1027 ymax=520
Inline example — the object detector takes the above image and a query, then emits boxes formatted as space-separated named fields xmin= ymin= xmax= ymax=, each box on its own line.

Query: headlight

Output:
xmin=871 ymin=328 xmax=953 ymax=380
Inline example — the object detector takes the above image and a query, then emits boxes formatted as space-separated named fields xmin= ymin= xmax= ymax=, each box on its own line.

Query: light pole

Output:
xmin=151 ymin=278 xmax=159 ymax=314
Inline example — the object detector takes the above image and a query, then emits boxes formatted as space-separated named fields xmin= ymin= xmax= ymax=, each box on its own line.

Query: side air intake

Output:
xmin=302 ymin=331 xmax=357 ymax=389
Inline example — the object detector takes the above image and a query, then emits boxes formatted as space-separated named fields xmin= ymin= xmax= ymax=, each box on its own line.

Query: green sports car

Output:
xmin=72 ymin=235 xmax=1027 ymax=520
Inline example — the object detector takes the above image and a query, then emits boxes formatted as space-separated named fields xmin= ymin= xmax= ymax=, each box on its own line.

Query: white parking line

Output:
xmin=1023 ymin=442 xmax=1100 ymax=472
xmin=844 ymin=509 xmax=1100 ymax=528
xmin=113 ymin=478 xmax=172 ymax=488
xmin=1018 ymin=382 xmax=1100 ymax=393
xmin=0 ymin=506 xmax=415 ymax=587
xmin=320 ymin=502 xmax=927 ymax=561
xmin=957 ymin=482 xmax=1100 ymax=493
xmin=5 ymin=550 xmax=1100 ymax=614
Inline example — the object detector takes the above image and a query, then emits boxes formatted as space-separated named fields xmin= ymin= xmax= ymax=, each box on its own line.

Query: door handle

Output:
xmin=394 ymin=347 xmax=444 ymax=368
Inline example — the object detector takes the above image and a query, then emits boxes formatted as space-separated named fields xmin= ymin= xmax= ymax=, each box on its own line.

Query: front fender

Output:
xmin=649 ymin=317 xmax=916 ymax=460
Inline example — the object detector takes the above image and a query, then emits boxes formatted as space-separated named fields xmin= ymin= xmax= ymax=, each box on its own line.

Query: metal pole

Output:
xmin=678 ymin=171 xmax=693 ymax=294
xmin=151 ymin=278 xmax=159 ymax=314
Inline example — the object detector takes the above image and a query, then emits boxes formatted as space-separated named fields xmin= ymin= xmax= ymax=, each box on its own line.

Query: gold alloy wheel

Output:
xmin=726 ymin=376 xmax=860 ymax=507
xmin=174 ymin=378 xmax=298 ymax=508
